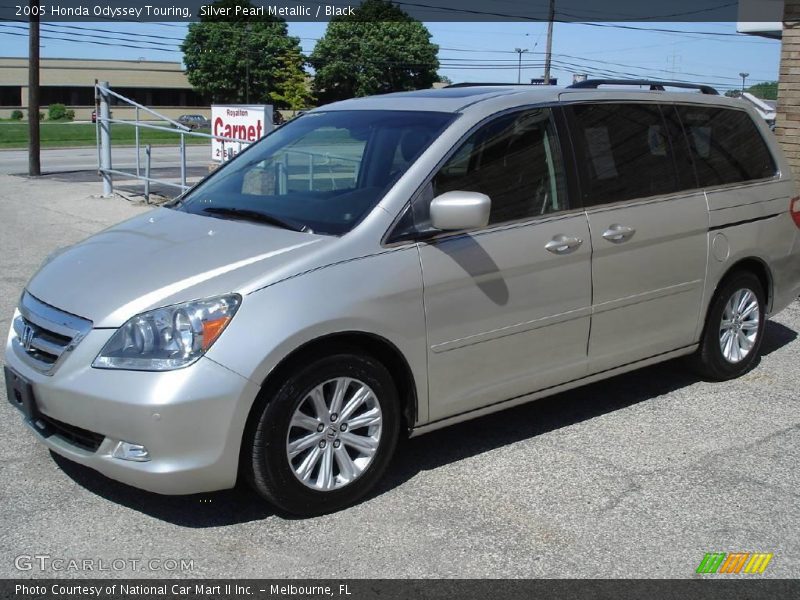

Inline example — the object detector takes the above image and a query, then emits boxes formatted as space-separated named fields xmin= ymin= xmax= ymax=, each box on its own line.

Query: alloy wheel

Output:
xmin=719 ymin=288 xmax=760 ymax=364
xmin=285 ymin=377 xmax=383 ymax=491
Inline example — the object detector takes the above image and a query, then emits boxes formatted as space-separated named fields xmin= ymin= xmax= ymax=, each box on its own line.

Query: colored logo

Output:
xmin=696 ymin=552 xmax=773 ymax=574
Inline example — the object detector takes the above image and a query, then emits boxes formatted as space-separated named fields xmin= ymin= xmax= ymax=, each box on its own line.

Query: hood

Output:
xmin=27 ymin=208 xmax=331 ymax=327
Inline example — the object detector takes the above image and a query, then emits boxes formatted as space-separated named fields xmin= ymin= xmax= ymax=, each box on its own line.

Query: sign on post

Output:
xmin=211 ymin=105 xmax=274 ymax=162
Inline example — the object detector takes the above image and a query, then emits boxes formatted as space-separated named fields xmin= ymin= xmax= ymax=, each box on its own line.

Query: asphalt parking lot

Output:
xmin=0 ymin=173 xmax=798 ymax=579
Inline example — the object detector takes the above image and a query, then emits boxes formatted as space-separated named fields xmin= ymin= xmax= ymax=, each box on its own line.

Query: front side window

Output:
xmin=676 ymin=105 xmax=777 ymax=187
xmin=176 ymin=110 xmax=454 ymax=235
xmin=432 ymin=108 xmax=566 ymax=225
xmin=570 ymin=103 xmax=680 ymax=206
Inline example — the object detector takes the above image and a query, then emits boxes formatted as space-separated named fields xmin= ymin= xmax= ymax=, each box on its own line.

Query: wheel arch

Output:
xmin=691 ymin=256 xmax=773 ymax=380
xmin=699 ymin=256 xmax=774 ymax=345
xmin=239 ymin=331 xmax=418 ymax=472
xmin=716 ymin=256 xmax=774 ymax=313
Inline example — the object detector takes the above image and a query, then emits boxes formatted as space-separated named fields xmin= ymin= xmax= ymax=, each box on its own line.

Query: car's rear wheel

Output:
xmin=246 ymin=353 xmax=400 ymax=516
xmin=692 ymin=271 xmax=766 ymax=381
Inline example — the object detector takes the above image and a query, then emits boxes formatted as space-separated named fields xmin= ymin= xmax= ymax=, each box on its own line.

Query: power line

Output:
xmin=0 ymin=21 xmax=185 ymax=49
xmin=391 ymin=0 xmax=757 ymax=38
xmin=554 ymin=1 xmax=738 ymax=21
xmin=42 ymin=22 xmax=187 ymax=42
xmin=0 ymin=20 xmax=772 ymax=90
xmin=0 ymin=26 xmax=181 ymax=53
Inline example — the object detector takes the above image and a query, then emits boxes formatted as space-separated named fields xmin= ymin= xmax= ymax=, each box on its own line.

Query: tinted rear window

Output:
xmin=570 ymin=103 xmax=680 ymax=206
xmin=677 ymin=106 xmax=776 ymax=187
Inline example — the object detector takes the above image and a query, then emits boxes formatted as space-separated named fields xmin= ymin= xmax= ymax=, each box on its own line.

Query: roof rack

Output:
xmin=445 ymin=82 xmax=549 ymax=88
xmin=567 ymin=79 xmax=719 ymax=95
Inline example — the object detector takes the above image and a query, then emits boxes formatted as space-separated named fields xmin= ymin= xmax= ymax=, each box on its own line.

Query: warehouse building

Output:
xmin=0 ymin=57 xmax=208 ymax=120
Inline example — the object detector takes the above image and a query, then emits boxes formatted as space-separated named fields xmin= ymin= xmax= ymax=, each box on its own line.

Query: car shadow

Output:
xmin=759 ymin=318 xmax=797 ymax=356
xmin=52 ymin=320 xmax=797 ymax=527
xmin=51 ymin=453 xmax=275 ymax=526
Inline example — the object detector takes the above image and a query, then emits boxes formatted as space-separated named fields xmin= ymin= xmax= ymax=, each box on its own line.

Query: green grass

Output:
xmin=0 ymin=123 xmax=211 ymax=149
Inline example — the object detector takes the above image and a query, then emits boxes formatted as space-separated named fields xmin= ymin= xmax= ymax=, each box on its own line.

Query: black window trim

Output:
xmin=661 ymin=103 xmax=700 ymax=192
xmin=383 ymin=103 xmax=575 ymax=247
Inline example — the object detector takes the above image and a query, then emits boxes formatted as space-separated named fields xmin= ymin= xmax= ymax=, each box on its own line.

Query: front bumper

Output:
xmin=4 ymin=322 xmax=261 ymax=495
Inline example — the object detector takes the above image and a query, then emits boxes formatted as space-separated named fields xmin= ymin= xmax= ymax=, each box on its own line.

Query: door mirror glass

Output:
xmin=430 ymin=191 xmax=491 ymax=231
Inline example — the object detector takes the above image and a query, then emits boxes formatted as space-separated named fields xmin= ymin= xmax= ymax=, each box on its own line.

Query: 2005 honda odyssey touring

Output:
xmin=6 ymin=80 xmax=800 ymax=515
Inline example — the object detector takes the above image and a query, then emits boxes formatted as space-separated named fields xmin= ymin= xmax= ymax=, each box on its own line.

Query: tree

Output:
xmin=181 ymin=0 xmax=307 ymax=106
xmin=269 ymin=47 xmax=315 ymax=111
xmin=309 ymin=0 xmax=439 ymax=103
xmin=725 ymin=81 xmax=778 ymax=100
xmin=747 ymin=81 xmax=778 ymax=100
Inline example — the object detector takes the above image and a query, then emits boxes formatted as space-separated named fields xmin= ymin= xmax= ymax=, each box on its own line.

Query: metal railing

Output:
xmin=95 ymin=83 xmax=365 ymax=201
xmin=272 ymin=148 xmax=362 ymax=194
xmin=94 ymin=82 xmax=253 ymax=200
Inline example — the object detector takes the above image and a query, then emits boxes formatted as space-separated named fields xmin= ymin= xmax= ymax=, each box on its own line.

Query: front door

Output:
xmin=416 ymin=107 xmax=593 ymax=422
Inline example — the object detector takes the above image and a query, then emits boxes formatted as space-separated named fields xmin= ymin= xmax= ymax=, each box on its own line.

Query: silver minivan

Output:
xmin=6 ymin=80 xmax=800 ymax=515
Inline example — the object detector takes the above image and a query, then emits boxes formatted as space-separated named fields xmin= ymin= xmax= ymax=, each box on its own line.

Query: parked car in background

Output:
xmin=6 ymin=80 xmax=800 ymax=517
xmin=177 ymin=114 xmax=210 ymax=129
xmin=91 ymin=110 xmax=114 ymax=124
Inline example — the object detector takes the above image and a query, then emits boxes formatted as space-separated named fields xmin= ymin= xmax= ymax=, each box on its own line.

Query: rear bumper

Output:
xmin=5 ymin=325 xmax=261 ymax=495
xmin=770 ymin=232 xmax=800 ymax=316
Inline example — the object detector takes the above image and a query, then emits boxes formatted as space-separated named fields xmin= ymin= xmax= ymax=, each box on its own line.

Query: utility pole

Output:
xmin=514 ymin=48 xmax=528 ymax=84
xmin=28 ymin=0 xmax=40 ymax=176
xmin=543 ymin=0 xmax=555 ymax=85
xmin=245 ymin=23 xmax=252 ymax=104
xmin=739 ymin=72 xmax=749 ymax=94
xmin=98 ymin=81 xmax=112 ymax=197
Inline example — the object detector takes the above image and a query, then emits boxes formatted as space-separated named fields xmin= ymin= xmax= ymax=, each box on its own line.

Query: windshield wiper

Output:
xmin=201 ymin=207 xmax=312 ymax=233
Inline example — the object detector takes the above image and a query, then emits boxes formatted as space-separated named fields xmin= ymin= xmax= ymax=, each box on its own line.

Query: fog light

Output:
xmin=112 ymin=441 xmax=150 ymax=462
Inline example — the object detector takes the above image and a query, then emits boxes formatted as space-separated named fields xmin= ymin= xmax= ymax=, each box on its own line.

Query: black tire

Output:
xmin=692 ymin=271 xmax=766 ymax=381
xmin=246 ymin=353 xmax=400 ymax=516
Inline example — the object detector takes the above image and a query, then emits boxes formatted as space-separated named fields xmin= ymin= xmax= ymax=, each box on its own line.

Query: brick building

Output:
xmin=740 ymin=0 xmax=800 ymax=179
xmin=776 ymin=0 xmax=800 ymax=178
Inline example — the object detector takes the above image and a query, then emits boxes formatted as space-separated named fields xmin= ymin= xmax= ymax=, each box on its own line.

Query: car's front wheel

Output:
xmin=246 ymin=352 xmax=400 ymax=516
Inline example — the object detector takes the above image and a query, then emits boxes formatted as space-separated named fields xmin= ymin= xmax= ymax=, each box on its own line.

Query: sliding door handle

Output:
xmin=602 ymin=224 xmax=636 ymax=243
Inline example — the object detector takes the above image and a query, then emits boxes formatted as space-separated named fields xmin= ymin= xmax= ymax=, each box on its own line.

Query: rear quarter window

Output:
xmin=676 ymin=105 xmax=777 ymax=187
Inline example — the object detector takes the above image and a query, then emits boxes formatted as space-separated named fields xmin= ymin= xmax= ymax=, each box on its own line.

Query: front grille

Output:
xmin=11 ymin=292 xmax=92 ymax=375
xmin=38 ymin=414 xmax=105 ymax=452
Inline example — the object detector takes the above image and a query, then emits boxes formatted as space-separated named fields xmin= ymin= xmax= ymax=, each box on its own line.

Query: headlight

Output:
xmin=92 ymin=294 xmax=241 ymax=371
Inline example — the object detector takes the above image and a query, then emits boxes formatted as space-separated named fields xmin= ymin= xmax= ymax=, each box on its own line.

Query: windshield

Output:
xmin=176 ymin=110 xmax=455 ymax=235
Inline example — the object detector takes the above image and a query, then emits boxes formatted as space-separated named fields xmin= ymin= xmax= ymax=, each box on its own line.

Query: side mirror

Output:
xmin=429 ymin=191 xmax=491 ymax=231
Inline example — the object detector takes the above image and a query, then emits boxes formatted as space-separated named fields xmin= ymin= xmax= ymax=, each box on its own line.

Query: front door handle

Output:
xmin=602 ymin=224 xmax=636 ymax=243
xmin=545 ymin=235 xmax=583 ymax=254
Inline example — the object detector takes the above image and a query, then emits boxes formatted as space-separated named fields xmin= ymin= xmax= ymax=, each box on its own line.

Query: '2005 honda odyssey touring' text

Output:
xmin=6 ymin=80 xmax=800 ymax=515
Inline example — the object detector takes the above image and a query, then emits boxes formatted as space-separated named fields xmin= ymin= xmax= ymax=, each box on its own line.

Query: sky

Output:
xmin=0 ymin=20 xmax=781 ymax=93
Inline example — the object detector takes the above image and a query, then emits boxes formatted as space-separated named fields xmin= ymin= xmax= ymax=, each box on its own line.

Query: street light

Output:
xmin=515 ymin=48 xmax=529 ymax=84
xmin=739 ymin=71 xmax=749 ymax=94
